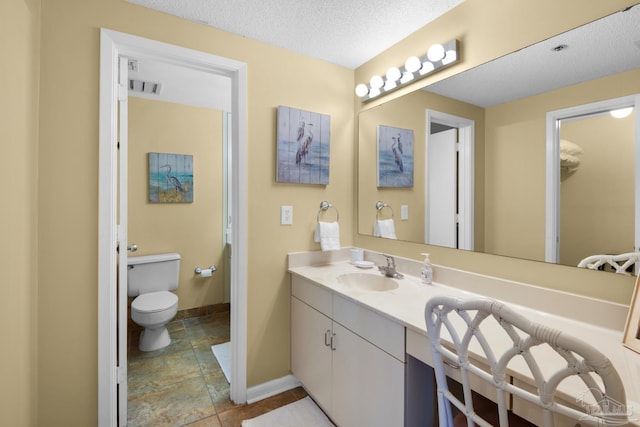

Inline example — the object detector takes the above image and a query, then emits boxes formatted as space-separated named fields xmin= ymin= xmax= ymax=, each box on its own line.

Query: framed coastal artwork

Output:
xmin=148 ymin=152 xmax=194 ymax=203
xmin=623 ymin=273 xmax=640 ymax=353
xmin=377 ymin=125 xmax=414 ymax=188
xmin=276 ymin=105 xmax=331 ymax=184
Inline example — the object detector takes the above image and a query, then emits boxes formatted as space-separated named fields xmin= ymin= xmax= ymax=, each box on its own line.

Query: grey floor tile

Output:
xmin=128 ymin=312 xmax=231 ymax=425
xmin=128 ymin=376 xmax=215 ymax=427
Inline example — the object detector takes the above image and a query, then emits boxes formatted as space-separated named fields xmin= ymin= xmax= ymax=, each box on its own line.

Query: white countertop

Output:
xmin=288 ymin=249 xmax=640 ymax=424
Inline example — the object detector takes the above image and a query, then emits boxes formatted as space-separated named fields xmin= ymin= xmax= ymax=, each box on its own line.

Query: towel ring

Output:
xmin=375 ymin=201 xmax=394 ymax=220
xmin=317 ymin=200 xmax=339 ymax=222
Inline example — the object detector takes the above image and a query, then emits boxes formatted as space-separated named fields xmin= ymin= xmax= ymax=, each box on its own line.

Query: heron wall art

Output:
xmin=148 ymin=152 xmax=194 ymax=203
xmin=377 ymin=124 xmax=414 ymax=188
xmin=276 ymin=105 xmax=331 ymax=184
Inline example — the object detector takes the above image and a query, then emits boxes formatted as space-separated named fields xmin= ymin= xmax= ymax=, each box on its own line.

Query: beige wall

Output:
xmin=355 ymin=0 xmax=637 ymax=306
xmin=1 ymin=1 xmax=40 ymax=426
xmin=128 ymin=97 xmax=225 ymax=309
xmin=560 ymin=112 xmax=635 ymax=267
xmin=36 ymin=0 xmax=353 ymax=424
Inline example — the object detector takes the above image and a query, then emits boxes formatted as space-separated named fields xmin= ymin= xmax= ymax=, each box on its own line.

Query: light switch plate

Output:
xmin=401 ymin=205 xmax=409 ymax=220
xmin=281 ymin=205 xmax=293 ymax=225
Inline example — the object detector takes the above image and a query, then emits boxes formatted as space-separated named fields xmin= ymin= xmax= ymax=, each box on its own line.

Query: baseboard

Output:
xmin=246 ymin=374 xmax=301 ymax=404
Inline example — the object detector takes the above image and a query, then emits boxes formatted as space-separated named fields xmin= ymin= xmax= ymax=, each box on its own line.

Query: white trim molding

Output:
xmin=98 ymin=28 xmax=248 ymax=426
xmin=246 ymin=375 xmax=302 ymax=404
xmin=545 ymin=94 xmax=639 ymax=263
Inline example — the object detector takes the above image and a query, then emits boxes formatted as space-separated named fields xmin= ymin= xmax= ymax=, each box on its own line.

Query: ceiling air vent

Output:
xmin=129 ymin=78 xmax=162 ymax=95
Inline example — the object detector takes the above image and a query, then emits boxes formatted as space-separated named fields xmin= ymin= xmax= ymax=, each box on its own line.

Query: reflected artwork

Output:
xmin=148 ymin=152 xmax=194 ymax=203
xmin=377 ymin=125 xmax=414 ymax=188
xmin=276 ymin=105 xmax=331 ymax=185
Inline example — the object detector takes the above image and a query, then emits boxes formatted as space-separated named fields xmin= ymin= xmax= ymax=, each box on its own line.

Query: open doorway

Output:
xmin=99 ymin=29 xmax=248 ymax=426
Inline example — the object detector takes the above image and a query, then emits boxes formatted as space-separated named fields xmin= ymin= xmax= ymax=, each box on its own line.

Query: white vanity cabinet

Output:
xmin=291 ymin=276 xmax=405 ymax=427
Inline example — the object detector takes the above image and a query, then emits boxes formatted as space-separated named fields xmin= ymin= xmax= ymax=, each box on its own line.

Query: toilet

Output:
xmin=127 ymin=253 xmax=181 ymax=352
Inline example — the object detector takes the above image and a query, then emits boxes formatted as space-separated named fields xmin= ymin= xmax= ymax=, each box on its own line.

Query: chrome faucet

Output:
xmin=378 ymin=253 xmax=403 ymax=278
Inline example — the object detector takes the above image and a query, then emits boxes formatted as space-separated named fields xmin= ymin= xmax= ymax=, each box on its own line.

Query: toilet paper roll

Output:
xmin=200 ymin=268 xmax=213 ymax=277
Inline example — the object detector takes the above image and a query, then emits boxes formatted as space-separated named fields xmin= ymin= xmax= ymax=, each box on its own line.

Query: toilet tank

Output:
xmin=127 ymin=253 xmax=181 ymax=296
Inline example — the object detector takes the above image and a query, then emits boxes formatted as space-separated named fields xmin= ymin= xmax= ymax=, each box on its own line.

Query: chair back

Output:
xmin=425 ymin=296 xmax=628 ymax=427
xmin=577 ymin=252 xmax=640 ymax=274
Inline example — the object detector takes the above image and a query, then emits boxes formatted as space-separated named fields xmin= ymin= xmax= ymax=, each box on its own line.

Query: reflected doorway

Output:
xmin=425 ymin=110 xmax=475 ymax=250
xmin=545 ymin=94 xmax=640 ymax=266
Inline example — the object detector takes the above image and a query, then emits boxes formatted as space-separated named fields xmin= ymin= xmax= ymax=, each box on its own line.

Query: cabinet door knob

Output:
xmin=330 ymin=332 xmax=336 ymax=351
xmin=324 ymin=330 xmax=331 ymax=347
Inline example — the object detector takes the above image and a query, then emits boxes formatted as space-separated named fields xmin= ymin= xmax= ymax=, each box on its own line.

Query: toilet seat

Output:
xmin=132 ymin=291 xmax=178 ymax=313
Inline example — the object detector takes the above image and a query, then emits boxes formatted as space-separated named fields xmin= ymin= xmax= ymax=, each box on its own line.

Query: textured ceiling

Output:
xmin=126 ymin=0 xmax=464 ymax=69
xmin=125 ymin=1 xmax=640 ymax=110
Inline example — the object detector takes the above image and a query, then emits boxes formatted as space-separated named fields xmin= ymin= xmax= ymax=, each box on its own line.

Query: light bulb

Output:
xmin=369 ymin=87 xmax=381 ymax=98
xmin=404 ymin=56 xmax=421 ymax=73
xmin=383 ymin=79 xmax=397 ymax=91
xmin=370 ymin=75 xmax=384 ymax=89
xmin=419 ymin=61 xmax=435 ymax=75
xmin=355 ymin=84 xmax=369 ymax=97
xmin=386 ymin=67 xmax=401 ymax=82
xmin=442 ymin=50 xmax=457 ymax=65
xmin=427 ymin=44 xmax=445 ymax=62
xmin=400 ymin=71 xmax=414 ymax=84
xmin=610 ymin=107 xmax=633 ymax=119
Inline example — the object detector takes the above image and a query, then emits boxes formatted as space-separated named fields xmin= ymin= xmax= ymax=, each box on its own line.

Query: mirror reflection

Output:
xmin=358 ymin=4 xmax=640 ymax=271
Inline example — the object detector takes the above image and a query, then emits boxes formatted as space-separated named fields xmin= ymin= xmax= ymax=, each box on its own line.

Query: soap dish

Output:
xmin=353 ymin=260 xmax=375 ymax=269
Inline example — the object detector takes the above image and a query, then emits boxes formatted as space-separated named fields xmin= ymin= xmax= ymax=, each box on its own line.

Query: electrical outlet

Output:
xmin=281 ymin=206 xmax=293 ymax=225
xmin=401 ymin=205 xmax=409 ymax=220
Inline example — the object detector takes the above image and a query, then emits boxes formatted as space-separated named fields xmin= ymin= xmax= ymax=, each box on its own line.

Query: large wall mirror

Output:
xmin=358 ymin=4 xmax=640 ymax=273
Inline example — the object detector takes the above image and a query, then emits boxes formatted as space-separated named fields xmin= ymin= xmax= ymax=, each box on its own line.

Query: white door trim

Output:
xmin=425 ymin=110 xmax=475 ymax=250
xmin=98 ymin=29 xmax=248 ymax=426
xmin=545 ymin=94 xmax=639 ymax=263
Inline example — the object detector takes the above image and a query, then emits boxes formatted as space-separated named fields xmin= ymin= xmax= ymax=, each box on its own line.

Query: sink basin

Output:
xmin=337 ymin=273 xmax=399 ymax=292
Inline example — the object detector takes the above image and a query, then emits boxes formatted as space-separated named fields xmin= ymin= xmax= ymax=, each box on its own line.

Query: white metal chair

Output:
xmin=425 ymin=296 xmax=628 ymax=427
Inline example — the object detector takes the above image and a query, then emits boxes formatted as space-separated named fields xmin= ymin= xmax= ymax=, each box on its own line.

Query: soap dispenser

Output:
xmin=420 ymin=253 xmax=433 ymax=284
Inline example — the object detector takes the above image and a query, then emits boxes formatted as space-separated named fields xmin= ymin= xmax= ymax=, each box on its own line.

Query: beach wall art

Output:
xmin=148 ymin=152 xmax=194 ymax=203
xmin=377 ymin=124 xmax=414 ymax=188
xmin=276 ymin=105 xmax=331 ymax=184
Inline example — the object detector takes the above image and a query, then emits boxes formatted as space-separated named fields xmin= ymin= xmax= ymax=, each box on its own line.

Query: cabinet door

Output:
xmin=291 ymin=296 xmax=333 ymax=414
xmin=331 ymin=322 xmax=405 ymax=427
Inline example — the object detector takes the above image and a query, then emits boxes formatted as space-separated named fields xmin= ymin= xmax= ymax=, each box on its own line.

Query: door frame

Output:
xmin=545 ymin=94 xmax=640 ymax=263
xmin=98 ymin=29 xmax=248 ymax=426
xmin=425 ymin=110 xmax=475 ymax=250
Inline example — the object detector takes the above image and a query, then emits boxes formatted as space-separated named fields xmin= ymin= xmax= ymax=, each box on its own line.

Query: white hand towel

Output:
xmin=374 ymin=219 xmax=397 ymax=240
xmin=314 ymin=221 xmax=341 ymax=251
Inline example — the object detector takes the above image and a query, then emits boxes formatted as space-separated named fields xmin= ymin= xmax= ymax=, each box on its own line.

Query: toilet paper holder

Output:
xmin=194 ymin=265 xmax=217 ymax=276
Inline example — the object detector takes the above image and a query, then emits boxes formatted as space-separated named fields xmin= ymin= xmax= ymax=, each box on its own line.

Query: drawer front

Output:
xmin=332 ymin=293 xmax=405 ymax=362
xmin=291 ymin=276 xmax=332 ymax=317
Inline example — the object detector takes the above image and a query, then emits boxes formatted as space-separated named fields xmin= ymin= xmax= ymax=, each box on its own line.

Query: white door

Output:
xmin=426 ymin=128 xmax=458 ymax=248
xmin=117 ymin=56 xmax=129 ymax=426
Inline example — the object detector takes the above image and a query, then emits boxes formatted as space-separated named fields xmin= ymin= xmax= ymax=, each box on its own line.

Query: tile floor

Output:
xmin=128 ymin=309 xmax=307 ymax=426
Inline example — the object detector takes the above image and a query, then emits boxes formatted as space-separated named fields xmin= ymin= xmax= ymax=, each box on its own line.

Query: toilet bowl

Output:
xmin=128 ymin=253 xmax=181 ymax=352
xmin=131 ymin=291 xmax=179 ymax=351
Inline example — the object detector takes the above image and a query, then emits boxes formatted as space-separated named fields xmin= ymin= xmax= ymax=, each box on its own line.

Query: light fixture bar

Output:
xmin=356 ymin=39 xmax=459 ymax=102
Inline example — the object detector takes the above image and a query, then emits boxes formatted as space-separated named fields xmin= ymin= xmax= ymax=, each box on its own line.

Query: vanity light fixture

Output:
xmin=610 ymin=107 xmax=633 ymax=118
xmin=355 ymin=39 xmax=459 ymax=102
